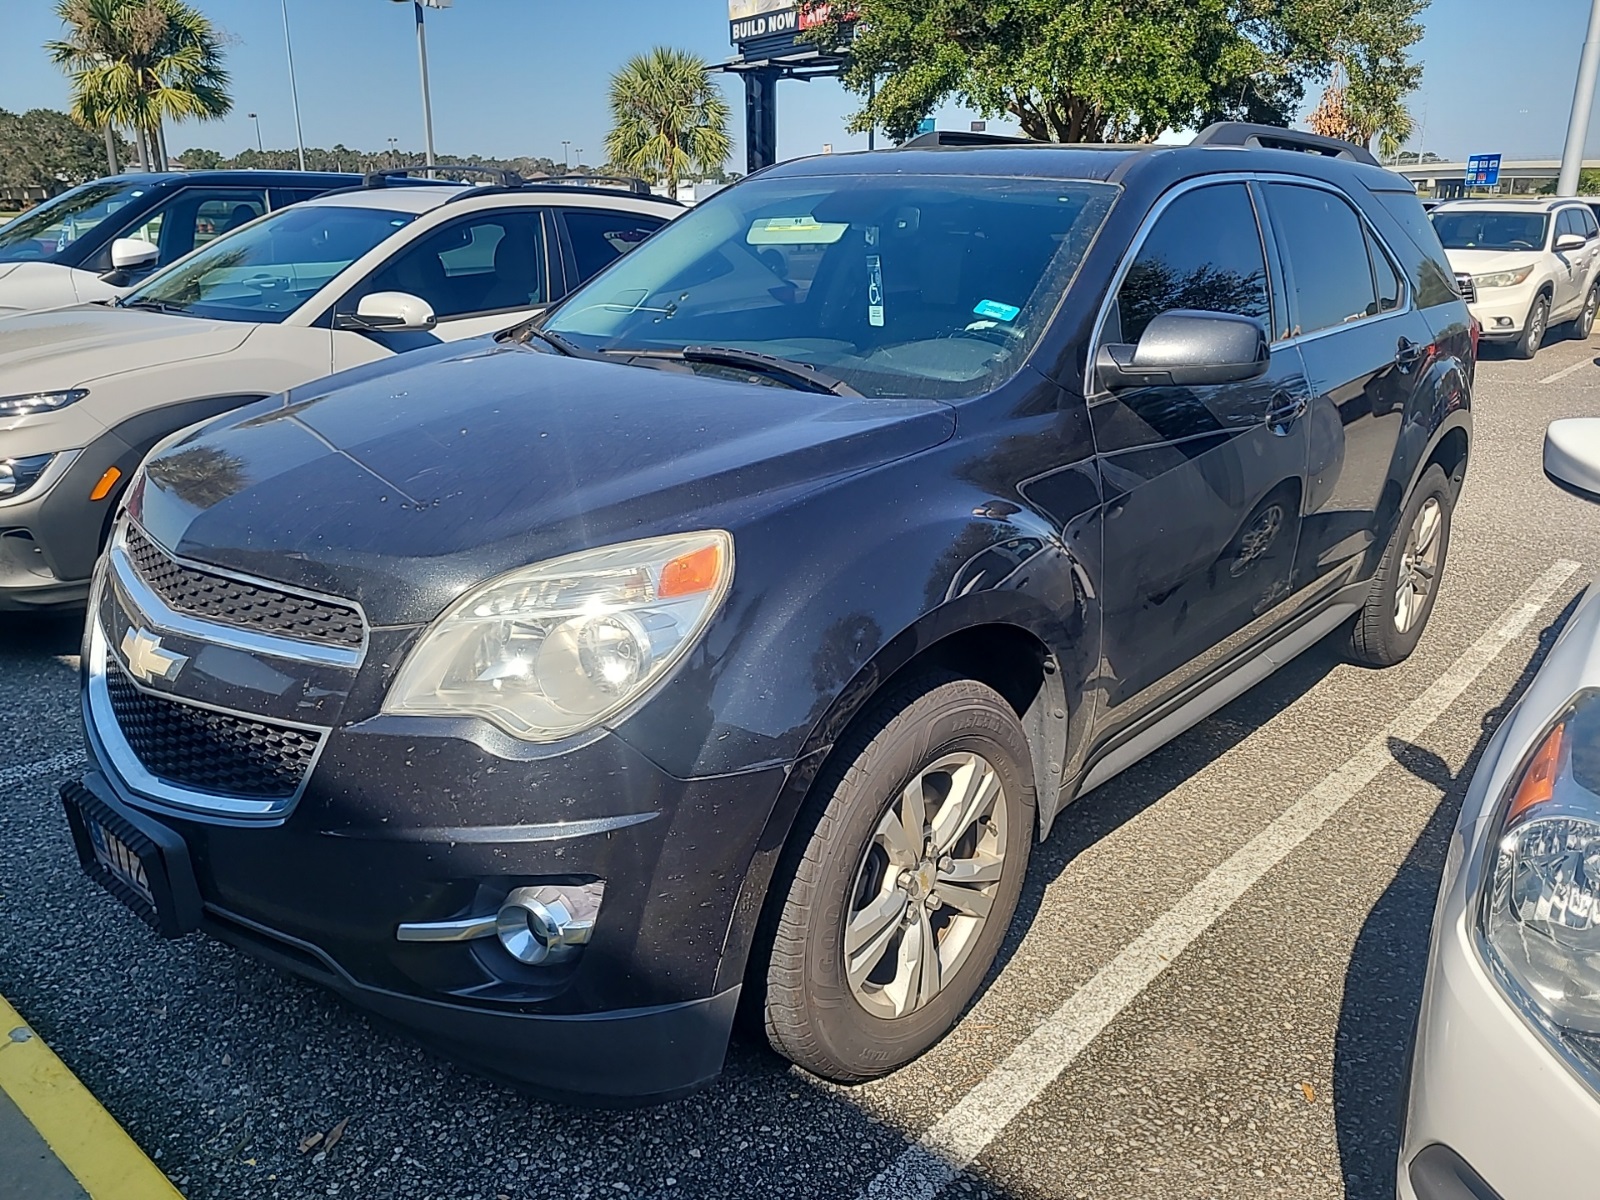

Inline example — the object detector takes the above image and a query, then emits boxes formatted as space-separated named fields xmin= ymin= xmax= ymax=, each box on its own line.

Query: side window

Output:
xmin=351 ymin=210 xmax=547 ymax=320
xmin=269 ymin=187 xmax=330 ymax=211
xmin=1585 ymin=207 xmax=1600 ymax=238
xmin=562 ymin=209 xmax=667 ymax=284
xmin=193 ymin=196 xmax=266 ymax=248
xmin=115 ymin=189 xmax=268 ymax=266
xmin=1106 ymin=182 xmax=1271 ymax=348
xmin=1265 ymin=184 xmax=1378 ymax=335
xmin=1366 ymin=228 xmax=1403 ymax=314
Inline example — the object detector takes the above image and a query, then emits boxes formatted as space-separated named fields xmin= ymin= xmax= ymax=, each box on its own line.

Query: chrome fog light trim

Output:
xmin=495 ymin=883 xmax=604 ymax=965
xmin=395 ymin=913 xmax=499 ymax=943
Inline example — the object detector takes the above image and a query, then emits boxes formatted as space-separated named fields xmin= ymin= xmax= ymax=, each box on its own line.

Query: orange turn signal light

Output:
xmin=659 ymin=543 xmax=722 ymax=598
xmin=1508 ymin=722 xmax=1566 ymax=825
xmin=88 ymin=466 xmax=122 ymax=502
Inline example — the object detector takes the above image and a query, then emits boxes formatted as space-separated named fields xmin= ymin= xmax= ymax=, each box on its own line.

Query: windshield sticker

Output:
xmin=973 ymin=299 xmax=1021 ymax=322
xmin=747 ymin=216 xmax=848 ymax=245
xmin=867 ymin=254 xmax=884 ymax=327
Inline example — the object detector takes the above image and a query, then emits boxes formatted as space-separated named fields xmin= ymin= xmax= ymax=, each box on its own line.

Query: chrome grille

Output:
xmin=103 ymin=658 xmax=321 ymax=800
xmin=1454 ymin=272 xmax=1478 ymax=304
xmin=123 ymin=523 xmax=364 ymax=650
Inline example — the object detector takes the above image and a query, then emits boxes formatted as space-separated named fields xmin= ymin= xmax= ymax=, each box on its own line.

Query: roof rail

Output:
xmin=363 ymin=164 xmax=525 ymax=189
xmin=899 ymin=130 xmax=1039 ymax=149
xmin=1190 ymin=122 xmax=1379 ymax=167
xmin=533 ymin=173 xmax=657 ymax=197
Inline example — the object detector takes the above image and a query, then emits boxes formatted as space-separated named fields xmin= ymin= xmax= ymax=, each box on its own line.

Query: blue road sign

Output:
xmin=1466 ymin=153 xmax=1502 ymax=188
xmin=916 ymin=118 xmax=936 ymax=135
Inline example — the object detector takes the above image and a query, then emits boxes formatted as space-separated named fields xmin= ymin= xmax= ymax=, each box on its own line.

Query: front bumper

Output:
xmin=1399 ymin=721 xmax=1600 ymax=1198
xmin=1464 ymin=283 xmax=1540 ymax=341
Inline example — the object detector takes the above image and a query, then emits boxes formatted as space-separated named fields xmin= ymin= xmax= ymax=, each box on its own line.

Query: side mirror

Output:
xmin=335 ymin=290 xmax=437 ymax=332
xmin=109 ymin=237 xmax=159 ymax=270
xmin=1545 ymin=418 xmax=1600 ymax=501
xmin=1096 ymin=310 xmax=1270 ymax=390
xmin=1556 ymin=233 xmax=1587 ymax=253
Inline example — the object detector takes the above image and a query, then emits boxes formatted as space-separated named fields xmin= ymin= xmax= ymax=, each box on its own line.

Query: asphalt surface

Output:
xmin=2 ymin=332 xmax=1599 ymax=1200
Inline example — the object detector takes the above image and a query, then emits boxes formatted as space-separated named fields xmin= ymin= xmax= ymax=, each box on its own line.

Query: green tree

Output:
xmin=0 ymin=108 xmax=118 ymax=193
xmin=806 ymin=0 xmax=1336 ymax=144
xmin=47 ymin=0 xmax=231 ymax=174
xmin=604 ymin=47 xmax=732 ymax=192
xmin=1301 ymin=0 xmax=1426 ymax=151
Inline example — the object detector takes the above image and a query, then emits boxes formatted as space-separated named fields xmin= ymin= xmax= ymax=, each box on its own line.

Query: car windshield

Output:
xmin=542 ymin=173 xmax=1119 ymax=399
xmin=1431 ymin=210 xmax=1550 ymax=252
xmin=121 ymin=204 xmax=416 ymax=323
xmin=0 ymin=179 xmax=155 ymax=263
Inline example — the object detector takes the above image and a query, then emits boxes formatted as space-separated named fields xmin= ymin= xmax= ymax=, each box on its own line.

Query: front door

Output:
xmin=332 ymin=207 xmax=553 ymax=371
xmin=1090 ymin=181 xmax=1312 ymax=730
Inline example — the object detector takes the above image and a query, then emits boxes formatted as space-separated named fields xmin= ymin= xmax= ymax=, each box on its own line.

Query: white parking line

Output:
xmin=859 ymin=558 xmax=1582 ymax=1200
xmin=0 ymin=751 xmax=85 ymax=792
xmin=1541 ymin=358 xmax=1594 ymax=385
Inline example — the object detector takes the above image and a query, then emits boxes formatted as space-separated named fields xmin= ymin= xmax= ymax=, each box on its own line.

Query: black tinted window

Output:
xmin=1583 ymin=207 xmax=1600 ymax=238
xmin=355 ymin=210 xmax=546 ymax=319
xmin=1109 ymin=183 xmax=1270 ymax=346
xmin=1367 ymin=229 xmax=1402 ymax=314
xmin=1267 ymin=184 xmax=1377 ymax=335
xmin=1557 ymin=209 xmax=1580 ymax=238
xmin=563 ymin=209 xmax=666 ymax=283
xmin=1372 ymin=190 xmax=1459 ymax=309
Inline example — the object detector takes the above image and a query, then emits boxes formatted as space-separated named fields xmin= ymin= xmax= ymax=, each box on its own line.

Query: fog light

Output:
xmin=495 ymin=882 xmax=603 ymax=964
xmin=1495 ymin=317 xmax=1515 ymax=328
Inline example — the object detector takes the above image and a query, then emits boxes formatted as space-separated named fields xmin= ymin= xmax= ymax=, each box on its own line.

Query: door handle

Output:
xmin=1265 ymin=391 xmax=1308 ymax=431
xmin=1396 ymin=337 xmax=1425 ymax=368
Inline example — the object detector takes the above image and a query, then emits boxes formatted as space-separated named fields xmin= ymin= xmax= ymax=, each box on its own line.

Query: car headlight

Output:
xmin=1480 ymin=689 xmax=1600 ymax=1036
xmin=0 ymin=389 xmax=89 ymax=417
xmin=1473 ymin=265 xmax=1536 ymax=289
xmin=0 ymin=453 xmax=57 ymax=498
xmin=383 ymin=531 xmax=733 ymax=741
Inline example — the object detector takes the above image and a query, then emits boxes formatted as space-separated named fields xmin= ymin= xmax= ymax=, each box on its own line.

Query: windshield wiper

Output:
xmin=500 ymin=320 xmax=612 ymax=361
xmin=117 ymin=298 xmax=185 ymax=314
xmin=639 ymin=346 xmax=861 ymax=397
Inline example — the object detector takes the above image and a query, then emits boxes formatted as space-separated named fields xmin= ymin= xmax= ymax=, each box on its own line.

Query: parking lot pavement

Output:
xmin=0 ymin=336 xmax=1598 ymax=1200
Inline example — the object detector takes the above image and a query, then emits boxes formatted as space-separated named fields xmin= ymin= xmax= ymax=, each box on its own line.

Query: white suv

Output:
xmin=1432 ymin=197 xmax=1600 ymax=358
xmin=0 ymin=175 xmax=678 ymax=609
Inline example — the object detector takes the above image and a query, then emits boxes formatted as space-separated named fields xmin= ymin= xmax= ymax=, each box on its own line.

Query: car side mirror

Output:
xmin=335 ymin=291 xmax=437 ymax=332
xmin=1095 ymin=310 xmax=1270 ymax=390
xmin=1545 ymin=418 xmax=1600 ymax=501
xmin=1556 ymin=233 xmax=1587 ymax=253
xmin=109 ymin=237 xmax=159 ymax=270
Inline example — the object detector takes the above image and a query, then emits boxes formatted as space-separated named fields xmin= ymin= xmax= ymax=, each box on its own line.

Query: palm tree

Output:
xmin=47 ymin=0 xmax=231 ymax=174
xmin=605 ymin=47 xmax=732 ymax=195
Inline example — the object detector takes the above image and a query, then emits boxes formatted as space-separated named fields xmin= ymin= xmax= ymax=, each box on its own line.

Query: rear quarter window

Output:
xmin=1369 ymin=189 xmax=1460 ymax=309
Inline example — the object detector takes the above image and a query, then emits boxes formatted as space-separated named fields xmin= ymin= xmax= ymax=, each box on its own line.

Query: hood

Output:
xmin=135 ymin=341 xmax=957 ymax=624
xmin=0 ymin=305 xmax=254 ymax=397
xmin=1442 ymin=248 xmax=1542 ymax=276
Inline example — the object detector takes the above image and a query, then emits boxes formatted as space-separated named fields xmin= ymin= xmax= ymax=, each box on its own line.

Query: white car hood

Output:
xmin=1443 ymin=248 xmax=1542 ymax=276
xmin=0 ymin=305 xmax=255 ymax=402
xmin=0 ymin=260 xmax=85 ymax=313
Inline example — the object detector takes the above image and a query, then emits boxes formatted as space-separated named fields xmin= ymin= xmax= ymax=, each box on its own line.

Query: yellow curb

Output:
xmin=0 ymin=993 xmax=182 ymax=1199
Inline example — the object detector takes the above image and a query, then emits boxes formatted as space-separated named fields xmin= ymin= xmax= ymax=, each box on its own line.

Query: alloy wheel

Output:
xmin=1394 ymin=497 xmax=1444 ymax=633
xmin=843 ymin=752 xmax=1008 ymax=1019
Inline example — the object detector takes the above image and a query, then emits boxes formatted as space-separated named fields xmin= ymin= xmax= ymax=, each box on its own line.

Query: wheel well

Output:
xmin=1425 ymin=426 xmax=1469 ymax=493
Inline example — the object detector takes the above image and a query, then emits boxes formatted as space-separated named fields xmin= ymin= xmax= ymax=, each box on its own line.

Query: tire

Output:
xmin=1347 ymin=464 xmax=1454 ymax=667
xmin=1513 ymin=293 xmax=1549 ymax=359
xmin=762 ymin=672 xmax=1035 ymax=1082
xmin=1571 ymin=281 xmax=1599 ymax=341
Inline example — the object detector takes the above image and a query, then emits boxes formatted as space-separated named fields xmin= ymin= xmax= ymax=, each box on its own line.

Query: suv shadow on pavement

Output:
xmin=1332 ymin=589 xmax=1584 ymax=1200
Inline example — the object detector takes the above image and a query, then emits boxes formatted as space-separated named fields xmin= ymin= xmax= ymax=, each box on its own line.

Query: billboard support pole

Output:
xmin=746 ymin=68 xmax=779 ymax=173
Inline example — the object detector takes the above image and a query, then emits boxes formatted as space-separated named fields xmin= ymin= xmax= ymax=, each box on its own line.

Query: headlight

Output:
xmin=1473 ymin=265 xmax=1536 ymax=289
xmin=1481 ymin=690 xmax=1600 ymax=1034
xmin=0 ymin=389 xmax=88 ymax=417
xmin=383 ymin=531 xmax=733 ymax=741
xmin=0 ymin=453 xmax=56 ymax=498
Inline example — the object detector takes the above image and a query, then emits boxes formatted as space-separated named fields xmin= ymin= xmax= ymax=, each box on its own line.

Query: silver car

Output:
xmin=1399 ymin=417 xmax=1600 ymax=1199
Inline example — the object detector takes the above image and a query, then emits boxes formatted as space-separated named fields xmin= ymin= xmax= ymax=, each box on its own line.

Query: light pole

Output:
xmin=574 ymin=148 xmax=583 ymax=171
xmin=1559 ymin=0 xmax=1600 ymax=195
xmin=388 ymin=0 xmax=448 ymax=169
xmin=562 ymin=140 xmax=571 ymax=170
xmin=247 ymin=112 xmax=264 ymax=153
xmin=279 ymin=0 xmax=308 ymax=170
xmin=388 ymin=137 xmax=400 ymax=168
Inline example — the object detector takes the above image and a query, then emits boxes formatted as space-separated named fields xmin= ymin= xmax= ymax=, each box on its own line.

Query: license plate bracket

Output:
xmin=61 ymin=776 xmax=202 ymax=938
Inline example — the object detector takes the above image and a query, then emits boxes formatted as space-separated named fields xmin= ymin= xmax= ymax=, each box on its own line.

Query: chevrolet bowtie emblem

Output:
xmin=120 ymin=627 xmax=188 ymax=685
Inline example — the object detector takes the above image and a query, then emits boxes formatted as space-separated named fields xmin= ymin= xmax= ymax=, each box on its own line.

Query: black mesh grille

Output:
xmin=124 ymin=523 xmax=363 ymax=649
xmin=104 ymin=660 xmax=320 ymax=799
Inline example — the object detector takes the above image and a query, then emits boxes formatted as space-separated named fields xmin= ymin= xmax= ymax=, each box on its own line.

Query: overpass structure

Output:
xmin=1393 ymin=158 xmax=1600 ymax=197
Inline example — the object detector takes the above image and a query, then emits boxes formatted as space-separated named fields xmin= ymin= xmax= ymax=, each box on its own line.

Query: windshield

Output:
xmin=0 ymin=179 xmax=154 ymax=263
xmin=542 ymin=173 xmax=1119 ymax=399
xmin=1431 ymin=210 xmax=1550 ymax=253
xmin=122 ymin=204 xmax=416 ymax=323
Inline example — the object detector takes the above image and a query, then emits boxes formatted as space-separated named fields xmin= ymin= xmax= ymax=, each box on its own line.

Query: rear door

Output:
xmin=1091 ymin=180 xmax=1314 ymax=724
xmin=556 ymin=206 xmax=670 ymax=295
xmin=1262 ymin=181 xmax=1437 ymax=596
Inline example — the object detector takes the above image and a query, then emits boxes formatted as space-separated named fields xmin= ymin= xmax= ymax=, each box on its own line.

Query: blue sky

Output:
xmin=0 ymin=0 xmax=1596 ymax=167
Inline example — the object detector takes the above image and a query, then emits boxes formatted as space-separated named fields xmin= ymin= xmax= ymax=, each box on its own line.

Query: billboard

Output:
xmin=729 ymin=1 xmax=850 ymax=46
